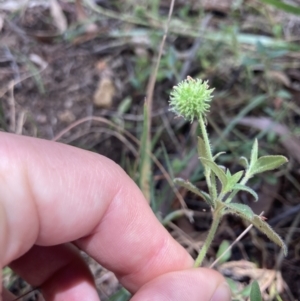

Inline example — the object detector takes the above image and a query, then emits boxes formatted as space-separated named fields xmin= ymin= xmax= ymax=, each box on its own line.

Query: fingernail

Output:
xmin=210 ymin=282 xmax=231 ymax=301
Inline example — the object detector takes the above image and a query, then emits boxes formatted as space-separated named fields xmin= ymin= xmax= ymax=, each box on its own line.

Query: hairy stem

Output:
xmin=198 ymin=114 xmax=217 ymax=200
xmin=194 ymin=207 xmax=222 ymax=267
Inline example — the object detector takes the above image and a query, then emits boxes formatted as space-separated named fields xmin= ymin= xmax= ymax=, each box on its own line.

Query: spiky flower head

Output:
xmin=169 ymin=76 xmax=214 ymax=122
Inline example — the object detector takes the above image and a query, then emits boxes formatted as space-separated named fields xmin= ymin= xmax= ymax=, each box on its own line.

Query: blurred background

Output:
xmin=1 ymin=0 xmax=300 ymax=300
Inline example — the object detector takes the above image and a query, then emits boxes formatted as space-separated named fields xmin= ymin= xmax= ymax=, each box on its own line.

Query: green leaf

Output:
xmin=250 ymin=280 xmax=262 ymax=301
xmin=139 ymin=102 xmax=151 ymax=202
xmin=161 ymin=142 xmax=175 ymax=180
xmin=231 ymin=171 xmax=244 ymax=184
xmin=227 ymin=211 xmax=287 ymax=256
xmin=228 ymin=171 xmax=244 ymax=188
xmin=250 ymin=139 xmax=258 ymax=167
xmin=174 ymin=178 xmax=214 ymax=207
xmin=260 ymin=0 xmax=300 ymax=16
xmin=213 ymin=152 xmax=226 ymax=161
xmin=240 ymin=284 xmax=252 ymax=298
xmin=108 ymin=288 xmax=131 ymax=301
xmin=226 ymin=278 xmax=239 ymax=294
xmin=117 ymin=96 xmax=132 ymax=114
xmin=250 ymin=155 xmax=288 ymax=175
xmin=252 ymin=215 xmax=287 ymax=256
xmin=225 ymin=203 xmax=254 ymax=220
xmin=199 ymin=157 xmax=228 ymax=190
xmin=216 ymin=240 xmax=231 ymax=264
xmin=223 ymin=170 xmax=244 ymax=193
xmin=239 ymin=156 xmax=249 ymax=169
xmin=197 ymin=137 xmax=210 ymax=159
xmin=233 ymin=184 xmax=259 ymax=201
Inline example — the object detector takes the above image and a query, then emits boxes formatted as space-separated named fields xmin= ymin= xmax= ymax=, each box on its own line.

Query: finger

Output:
xmin=131 ymin=268 xmax=231 ymax=301
xmin=2 ymin=287 xmax=16 ymax=301
xmin=9 ymin=244 xmax=99 ymax=301
xmin=0 ymin=132 xmax=193 ymax=293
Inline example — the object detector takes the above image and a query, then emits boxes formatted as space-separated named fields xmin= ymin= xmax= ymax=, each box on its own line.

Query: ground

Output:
xmin=1 ymin=0 xmax=300 ymax=300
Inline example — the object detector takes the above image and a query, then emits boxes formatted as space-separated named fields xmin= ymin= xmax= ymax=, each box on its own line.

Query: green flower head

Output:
xmin=169 ymin=76 xmax=214 ymax=122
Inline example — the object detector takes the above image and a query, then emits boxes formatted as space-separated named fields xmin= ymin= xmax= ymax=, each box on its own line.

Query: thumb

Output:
xmin=131 ymin=268 xmax=231 ymax=301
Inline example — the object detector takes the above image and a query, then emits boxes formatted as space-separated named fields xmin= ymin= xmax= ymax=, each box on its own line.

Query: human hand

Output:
xmin=0 ymin=133 xmax=231 ymax=301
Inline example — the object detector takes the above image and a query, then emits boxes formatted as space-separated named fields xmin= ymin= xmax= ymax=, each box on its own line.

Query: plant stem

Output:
xmin=194 ymin=208 xmax=222 ymax=267
xmin=198 ymin=115 xmax=212 ymax=160
xmin=198 ymin=114 xmax=217 ymax=200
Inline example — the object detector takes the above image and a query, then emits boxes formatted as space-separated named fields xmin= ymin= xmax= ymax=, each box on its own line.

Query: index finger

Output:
xmin=0 ymin=133 xmax=193 ymax=292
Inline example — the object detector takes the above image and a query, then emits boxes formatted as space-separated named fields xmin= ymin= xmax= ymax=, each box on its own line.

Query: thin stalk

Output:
xmin=194 ymin=207 xmax=222 ymax=267
xmin=198 ymin=114 xmax=217 ymax=200
xmin=199 ymin=115 xmax=212 ymax=159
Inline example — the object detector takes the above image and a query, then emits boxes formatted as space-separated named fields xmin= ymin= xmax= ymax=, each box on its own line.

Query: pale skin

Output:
xmin=0 ymin=133 xmax=231 ymax=301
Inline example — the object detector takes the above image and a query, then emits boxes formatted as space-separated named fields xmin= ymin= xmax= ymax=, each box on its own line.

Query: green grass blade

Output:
xmin=160 ymin=142 xmax=175 ymax=180
xmin=139 ymin=102 xmax=151 ymax=202
xmin=260 ymin=0 xmax=300 ymax=15
xmin=215 ymin=95 xmax=267 ymax=147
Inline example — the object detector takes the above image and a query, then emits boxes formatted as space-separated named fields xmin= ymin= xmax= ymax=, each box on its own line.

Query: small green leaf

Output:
xmin=139 ymin=102 xmax=151 ymax=202
xmin=233 ymin=184 xmax=259 ymax=201
xmin=197 ymin=137 xmax=210 ymax=159
xmin=224 ymin=171 xmax=244 ymax=193
xmin=229 ymin=170 xmax=243 ymax=187
xmin=117 ymin=96 xmax=132 ymax=114
xmin=250 ymin=139 xmax=258 ymax=167
xmin=174 ymin=178 xmax=214 ymax=207
xmin=250 ymin=155 xmax=288 ymax=175
xmin=225 ymin=203 xmax=254 ymax=220
xmin=216 ymin=240 xmax=231 ymax=264
xmin=231 ymin=171 xmax=244 ymax=184
xmin=213 ymin=152 xmax=226 ymax=161
xmin=226 ymin=278 xmax=239 ymax=294
xmin=239 ymin=156 xmax=249 ymax=169
xmin=108 ymin=288 xmax=131 ymax=301
xmin=250 ymin=280 xmax=262 ymax=301
xmin=240 ymin=284 xmax=252 ymax=298
xmin=199 ymin=158 xmax=228 ymax=190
